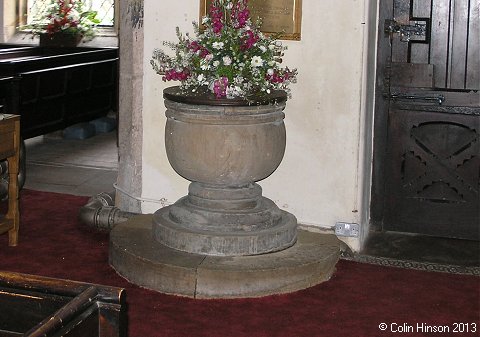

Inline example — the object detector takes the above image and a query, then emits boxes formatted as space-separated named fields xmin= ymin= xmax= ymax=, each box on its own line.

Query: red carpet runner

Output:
xmin=0 ymin=190 xmax=479 ymax=336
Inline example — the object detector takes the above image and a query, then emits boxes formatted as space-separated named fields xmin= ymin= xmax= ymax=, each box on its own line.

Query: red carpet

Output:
xmin=1 ymin=190 xmax=479 ymax=337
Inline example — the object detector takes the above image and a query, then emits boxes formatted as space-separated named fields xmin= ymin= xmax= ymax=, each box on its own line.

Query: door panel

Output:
xmin=390 ymin=63 xmax=434 ymax=87
xmin=449 ymin=0 xmax=469 ymax=88
xmin=372 ymin=0 xmax=480 ymax=240
xmin=430 ymin=0 xmax=450 ymax=87
xmin=467 ymin=2 xmax=480 ymax=88
xmin=384 ymin=108 xmax=479 ymax=239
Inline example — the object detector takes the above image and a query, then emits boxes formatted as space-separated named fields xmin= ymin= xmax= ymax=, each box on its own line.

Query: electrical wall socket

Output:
xmin=335 ymin=222 xmax=360 ymax=237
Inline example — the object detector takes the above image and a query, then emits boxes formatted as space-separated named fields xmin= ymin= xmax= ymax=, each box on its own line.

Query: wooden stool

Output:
xmin=0 ymin=114 xmax=20 ymax=246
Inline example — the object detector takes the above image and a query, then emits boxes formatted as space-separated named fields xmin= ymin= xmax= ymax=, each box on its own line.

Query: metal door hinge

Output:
xmin=385 ymin=19 xmax=427 ymax=42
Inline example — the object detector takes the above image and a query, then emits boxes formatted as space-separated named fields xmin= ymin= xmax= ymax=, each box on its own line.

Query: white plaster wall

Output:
xmin=142 ymin=0 xmax=373 ymax=250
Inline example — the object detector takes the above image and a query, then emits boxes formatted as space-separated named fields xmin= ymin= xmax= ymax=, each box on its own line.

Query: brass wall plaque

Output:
xmin=200 ymin=0 xmax=302 ymax=40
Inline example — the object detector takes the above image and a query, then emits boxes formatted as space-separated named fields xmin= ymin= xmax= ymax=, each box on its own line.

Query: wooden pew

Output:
xmin=0 ymin=271 xmax=126 ymax=337
xmin=0 ymin=46 xmax=118 ymax=139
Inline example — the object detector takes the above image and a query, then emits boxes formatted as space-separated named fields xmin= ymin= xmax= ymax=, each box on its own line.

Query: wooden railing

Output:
xmin=0 ymin=271 xmax=126 ymax=337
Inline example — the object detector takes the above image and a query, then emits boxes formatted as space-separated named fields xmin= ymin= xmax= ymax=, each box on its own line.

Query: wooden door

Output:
xmin=371 ymin=0 xmax=479 ymax=240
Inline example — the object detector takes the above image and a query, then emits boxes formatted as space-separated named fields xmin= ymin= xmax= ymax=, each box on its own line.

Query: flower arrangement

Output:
xmin=23 ymin=0 xmax=99 ymax=41
xmin=150 ymin=0 xmax=297 ymax=99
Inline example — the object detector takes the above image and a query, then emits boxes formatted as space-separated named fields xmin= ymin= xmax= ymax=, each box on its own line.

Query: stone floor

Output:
xmin=23 ymin=131 xmax=118 ymax=197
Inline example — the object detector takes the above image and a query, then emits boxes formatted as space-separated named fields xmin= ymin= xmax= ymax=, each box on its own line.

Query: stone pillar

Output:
xmin=1 ymin=0 xmax=18 ymax=42
xmin=116 ymin=0 xmax=144 ymax=213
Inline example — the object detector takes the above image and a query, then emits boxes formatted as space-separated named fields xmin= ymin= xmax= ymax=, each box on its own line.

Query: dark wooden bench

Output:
xmin=0 ymin=271 xmax=126 ymax=337
xmin=0 ymin=45 xmax=118 ymax=139
xmin=0 ymin=46 xmax=38 ymax=61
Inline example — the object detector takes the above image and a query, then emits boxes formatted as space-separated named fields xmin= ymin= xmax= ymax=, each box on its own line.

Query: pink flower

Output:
xmin=209 ymin=5 xmax=224 ymax=34
xmin=266 ymin=73 xmax=283 ymax=84
xmin=189 ymin=41 xmax=201 ymax=52
xmin=265 ymin=68 xmax=297 ymax=84
xmin=163 ymin=69 xmax=190 ymax=81
xmin=231 ymin=0 xmax=250 ymax=28
xmin=241 ymin=30 xmax=259 ymax=51
xmin=212 ymin=21 xmax=224 ymax=34
xmin=213 ymin=77 xmax=229 ymax=98
xmin=189 ymin=41 xmax=210 ymax=58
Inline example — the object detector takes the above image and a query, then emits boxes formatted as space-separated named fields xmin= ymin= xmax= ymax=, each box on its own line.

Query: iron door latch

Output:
xmin=390 ymin=93 xmax=445 ymax=105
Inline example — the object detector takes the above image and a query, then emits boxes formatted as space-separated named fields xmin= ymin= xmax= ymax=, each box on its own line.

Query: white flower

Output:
xmin=223 ymin=56 xmax=232 ymax=66
xmin=259 ymin=45 xmax=267 ymax=53
xmin=213 ymin=60 xmax=220 ymax=67
xmin=267 ymin=68 xmax=274 ymax=76
xmin=226 ymin=84 xmax=244 ymax=98
xmin=205 ymin=54 xmax=213 ymax=61
xmin=212 ymin=41 xmax=224 ymax=49
xmin=202 ymin=17 xmax=209 ymax=24
xmin=250 ymin=56 xmax=263 ymax=67
xmin=198 ymin=74 xmax=204 ymax=82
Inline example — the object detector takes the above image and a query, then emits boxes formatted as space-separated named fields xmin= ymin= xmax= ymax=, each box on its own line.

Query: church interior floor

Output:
xmin=357 ymin=231 xmax=479 ymax=274
xmin=23 ymin=130 xmax=118 ymax=197
xmin=21 ymin=129 xmax=478 ymax=275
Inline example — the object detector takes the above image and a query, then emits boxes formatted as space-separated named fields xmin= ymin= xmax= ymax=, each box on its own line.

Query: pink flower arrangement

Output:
xmin=151 ymin=0 xmax=297 ymax=99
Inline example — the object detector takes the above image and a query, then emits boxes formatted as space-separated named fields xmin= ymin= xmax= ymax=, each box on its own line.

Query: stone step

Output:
xmin=109 ymin=215 xmax=343 ymax=299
